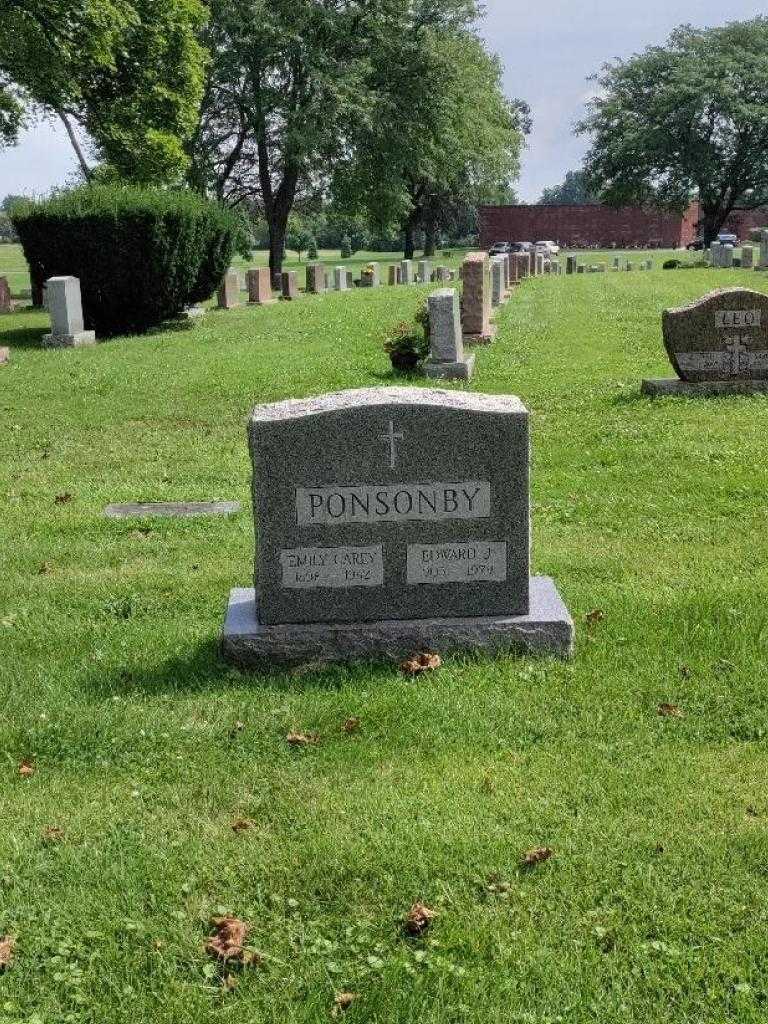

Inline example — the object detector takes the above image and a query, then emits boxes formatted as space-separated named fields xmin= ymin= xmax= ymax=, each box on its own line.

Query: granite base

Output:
xmin=221 ymin=576 xmax=574 ymax=669
xmin=642 ymin=378 xmax=768 ymax=398
xmin=462 ymin=326 xmax=497 ymax=346
xmin=42 ymin=331 xmax=96 ymax=348
xmin=424 ymin=354 xmax=475 ymax=381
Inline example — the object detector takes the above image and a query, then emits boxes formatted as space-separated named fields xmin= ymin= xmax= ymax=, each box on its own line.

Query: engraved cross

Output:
xmin=379 ymin=419 xmax=404 ymax=469
xmin=726 ymin=336 xmax=749 ymax=376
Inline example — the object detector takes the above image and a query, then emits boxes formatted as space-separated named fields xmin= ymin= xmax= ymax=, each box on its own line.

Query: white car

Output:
xmin=535 ymin=240 xmax=560 ymax=256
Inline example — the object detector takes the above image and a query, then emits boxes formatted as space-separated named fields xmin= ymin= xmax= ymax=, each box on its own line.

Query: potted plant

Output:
xmin=384 ymin=305 xmax=429 ymax=373
xmin=360 ymin=262 xmax=377 ymax=287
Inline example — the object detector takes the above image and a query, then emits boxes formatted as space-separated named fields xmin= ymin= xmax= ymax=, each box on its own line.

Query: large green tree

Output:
xmin=539 ymin=169 xmax=598 ymax=206
xmin=188 ymin=0 xmax=372 ymax=284
xmin=335 ymin=6 xmax=527 ymax=258
xmin=577 ymin=17 xmax=768 ymax=245
xmin=0 ymin=0 xmax=206 ymax=183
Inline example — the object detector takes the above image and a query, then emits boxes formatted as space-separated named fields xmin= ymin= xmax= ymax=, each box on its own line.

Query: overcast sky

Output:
xmin=0 ymin=0 xmax=764 ymax=203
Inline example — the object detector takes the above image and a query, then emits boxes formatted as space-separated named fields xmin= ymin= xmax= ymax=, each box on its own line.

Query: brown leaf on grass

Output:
xmin=0 ymin=935 xmax=14 ymax=971
xmin=521 ymin=846 xmax=554 ymax=868
xmin=400 ymin=652 xmax=442 ymax=675
xmin=658 ymin=703 xmax=684 ymax=718
xmin=585 ymin=608 xmax=604 ymax=627
xmin=286 ymin=730 xmax=319 ymax=747
xmin=38 ymin=562 xmax=52 ymax=575
xmin=231 ymin=818 xmax=255 ymax=833
xmin=54 ymin=493 xmax=72 ymax=505
xmin=42 ymin=825 xmax=65 ymax=843
xmin=205 ymin=917 xmax=250 ymax=963
xmin=333 ymin=991 xmax=358 ymax=1014
xmin=403 ymin=902 xmax=436 ymax=936
xmin=343 ymin=717 xmax=361 ymax=734
xmin=18 ymin=760 xmax=34 ymax=779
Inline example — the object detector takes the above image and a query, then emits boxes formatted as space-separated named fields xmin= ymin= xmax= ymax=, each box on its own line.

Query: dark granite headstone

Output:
xmin=221 ymin=387 xmax=573 ymax=665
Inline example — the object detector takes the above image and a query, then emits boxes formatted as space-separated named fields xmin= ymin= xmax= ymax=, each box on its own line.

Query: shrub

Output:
xmin=384 ymin=301 xmax=430 ymax=374
xmin=12 ymin=186 xmax=242 ymax=336
xmin=340 ymin=234 xmax=352 ymax=259
xmin=663 ymin=258 xmax=682 ymax=269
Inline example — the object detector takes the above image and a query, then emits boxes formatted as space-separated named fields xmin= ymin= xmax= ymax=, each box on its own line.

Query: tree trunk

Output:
xmin=403 ymin=209 xmax=421 ymax=259
xmin=268 ymin=218 xmax=287 ymax=288
xmin=424 ymin=218 xmax=437 ymax=258
xmin=57 ymin=110 xmax=92 ymax=182
xmin=700 ymin=206 xmax=732 ymax=247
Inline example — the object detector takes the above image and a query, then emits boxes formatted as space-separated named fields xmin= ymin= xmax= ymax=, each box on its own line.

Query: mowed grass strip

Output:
xmin=2 ymin=252 xmax=768 ymax=1022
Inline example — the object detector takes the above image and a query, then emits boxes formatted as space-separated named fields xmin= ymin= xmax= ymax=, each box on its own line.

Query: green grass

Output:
xmin=3 ymin=244 xmax=768 ymax=1023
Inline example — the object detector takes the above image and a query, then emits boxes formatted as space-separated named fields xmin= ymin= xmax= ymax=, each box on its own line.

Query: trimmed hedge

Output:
xmin=12 ymin=186 xmax=241 ymax=336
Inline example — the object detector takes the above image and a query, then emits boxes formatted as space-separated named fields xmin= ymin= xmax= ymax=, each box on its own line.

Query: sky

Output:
xmin=0 ymin=0 xmax=764 ymax=203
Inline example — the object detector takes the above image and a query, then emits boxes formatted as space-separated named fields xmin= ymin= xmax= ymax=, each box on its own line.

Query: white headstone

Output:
xmin=42 ymin=276 xmax=96 ymax=348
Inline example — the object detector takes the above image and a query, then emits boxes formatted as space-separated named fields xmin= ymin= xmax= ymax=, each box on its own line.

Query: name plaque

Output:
xmin=715 ymin=309 xmax=761 ymax=329
xmin=281 ymin=546 xmax=383 ymax=589
xmin=407 ymin=541 xmax=508 ymax=584
xmin=296 ymin=481 xmax=491 ymax=525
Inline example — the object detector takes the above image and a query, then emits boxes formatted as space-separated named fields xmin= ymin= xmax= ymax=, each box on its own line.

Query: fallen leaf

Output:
xmin=746 ymin=805 xmax=760 ymax=818
xmin=404 ymin=902 xmax=436 ymax=936
xmin=54 ymin=493 xmax=72 ymax=505
xmin=343 ymin=717 xmax=361 ymax=734
xmin=18 ymin=760 xmax=34 ymax=779
xmin=42 ymin=825 xmax=65 ymax=843
xmin=38 ymin=562 xmax=52 ymax=575
xmin=521 ymin=846 xmax=554 ymax=867
xmin=333 ymin=991 xmax=358 ymax=1014
xmin=0 ymin=936 xmax=14 ymax=971
xmin=400 ymin=652 xmax=442 ymax=675
xmin=585 ymin=608 xmax=604 ymax=627
xmin=231 ymin=818 xmax=255 ymax=833
xmin=658 ymin=703 xmax=684 ymax=718
xmin=205 ymin=917 xmax=249 ymax=963
xmin=286 ymin=730 xmax=319 ymax=747
xmin=228 ymin=720 xmax=246 ymax=738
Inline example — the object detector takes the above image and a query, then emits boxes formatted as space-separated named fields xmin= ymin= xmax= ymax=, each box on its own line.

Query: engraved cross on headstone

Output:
xmin=726 ymin=336 xmax=749 ymax=375
xmin=379 ymin=419 xmax=404 ymax=469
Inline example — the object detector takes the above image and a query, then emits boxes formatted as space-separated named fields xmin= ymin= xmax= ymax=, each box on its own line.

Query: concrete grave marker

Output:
xmin=566 ymin=255 xmax=577 ymax=275
xmin=424 ymin=288 xmax=474 ymax=381
xmin=221 ymin=387 xmax=573 ymax=666
xmin=418 ymin=260 xmax=432 ymax=284
xmin=642 ymin=287 xmax=768 ymax=397
xmin=0 ymin=346 xmax=8 ymax=365
xmin=460 ymin=251 xmax=495 ymax=343
xmin=0 ymin=276 xmax=12 ymax=313
xmin=105 ymin=501 xmax=240 ymax=519
xmin=306 ymin=263 xmax=326 ymax=294
xmin=401 ymin=260 xmax=415 ymax=285
xmin=281 ymin=271 xmax=298 ymax=300
xmin=360 ymin=262 xmax=381 ymax=287
xmin=741 ymin=246 xmax=754 ymax=270
xmin=247 ymin=268 xmax=276 ymax=305
xmin=490 ymin=256 xmax=504 ymax=306
xmin=42 ymin=276 xmax=96 ymax=348
xmin=217 ymin=268 xmax=240 ymax=309
xmin=388 ymin=265 xmax=401 ymax=286
xmin=334 ymin=266 xmax=348 ymax=291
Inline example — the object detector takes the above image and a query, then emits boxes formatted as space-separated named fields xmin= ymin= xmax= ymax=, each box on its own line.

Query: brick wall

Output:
xmin=479 ymin=203 xmax=699 ymax=249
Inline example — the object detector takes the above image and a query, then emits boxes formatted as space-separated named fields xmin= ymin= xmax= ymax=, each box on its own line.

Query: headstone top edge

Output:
xmin=249 ymin=387 xmax=527 ymax=424
xmin=665 ymin=287 xmax=768 ymax=318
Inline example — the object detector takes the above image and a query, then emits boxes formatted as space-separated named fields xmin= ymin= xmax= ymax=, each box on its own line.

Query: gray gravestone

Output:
xmin=566 ymin=255 xmax=577 ymax=275
xmin=722 ymin=245 xmax=734 ymax=268
xmin=491 ymin=256 xmax=504 ymax=306
xmin=759 ymin=230 xmax=768 ymax=269
xmin=710 ymin=242 xmax=723 ymax=268
xmin=401 ymin=260 xmax=415 ymax=285
xmin=334 ymin=266 xmax=348 ymax=291
xmin=741 ymin=246 xmax=754 ymax=270
xmin=388 ymin=265 xmax=401 ymax=286
xmin=42 ymin=276 xmax=96 ymax=347
xmin=360 ymin=262 xmax=380 ymax=287
xmin=306 ymin=263 xmax=326 ymax=294
xmin=418 ymin=260 xmax=432 ymax=284
xmin=217 ymin=268 xmax=240 ymax=309
xmin=222 ymin=387 xmax=573 ymax=665
xmin=105 ymin=501 xmax=240 ymax=519
xmin=642 ymin=287 xmax=768 ymax=396
xmin=281 ymin=271 xmax=298 ymax=300
xmin=0 ymin=346 xmax=8 ymax=365
xmin=424 ymin=288 xmax=475 ymax=381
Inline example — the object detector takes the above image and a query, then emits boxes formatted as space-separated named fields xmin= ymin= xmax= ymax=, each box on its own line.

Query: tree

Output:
xmin=188 ymin=0 xmax=371 ymax=285
xmin=539 ymin=170 xmax=599 ymax=205
xmin=577 ymin=17 xmax=768 ymax=245
xmin=335 ymin=6 xmax=528 ymax=258
xmin=0 ymin=0 xmax=206 ymax=183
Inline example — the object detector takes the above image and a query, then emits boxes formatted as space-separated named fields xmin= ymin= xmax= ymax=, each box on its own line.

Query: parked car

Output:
xmin=489 ymin=241 xmax=512 ymax=255
xmin=687 ymin=232 xmax=740 ymax=251
xmin=510 ymin=241 xmax=533 ymax=253
xmin=535 ymin=240 xmax=560 ymax=256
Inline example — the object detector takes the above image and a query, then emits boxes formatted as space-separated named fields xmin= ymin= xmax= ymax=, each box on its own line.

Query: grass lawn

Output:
xmin=3 ymin=246 xmax=768 ymax=1023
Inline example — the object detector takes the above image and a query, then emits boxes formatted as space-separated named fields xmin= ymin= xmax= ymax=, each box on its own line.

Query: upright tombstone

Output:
xmin=42 ymin=277 xmax=95 ymax=348
xmin=722 ymin=245 xmax=734 ymax=268
xmin=613 ymin=256 xmax=621 ymax=271
xmin=0 ymin=347 xmax=8 ymax=365
xmin=334 ymin=266 xmax=348 ymax=291
xmin=306 ymin=263 xmax=327 ymax=294
xmin=247 ymin=268 xmax=276 ymax=305
xmin=361 ymin=262 xmax=381 ymax=287
xmin=401 ymin=260 xmax=415 ymax=285
xmin=625 ymin=261 xmax=634 ymax=272
xmin=566 ymin=255 xmax=577 ymax=275
xmin=502 ymin=254 xmax=511 ymax=291
xmin=550 ymin=259 xmax=560 ymax=275
xmin=418 ymin=260 xmax=432 ymax=284
xmin=490 ymin=256 xmax=505 ymax=307
xmin=424 ymin=288 xmax=475 ymax=381
xmin=642 ymin=287 xmax=768 ymax=397
xmin=517 ymin=252 xmax=530 ymax=280
xmin=0 ymin=276 xmax=12 ymax=313
xmin=535 ymin=254 xmax=545 ymax=276
xmin=281 ymin=270 xmax=298 ymax=300
xmin=221 ymin=387 xmax=574 ymax=666
xmin=388 ymin=265 xmax=401 ymax=286
xmin=741 ymin=246 xmax=754 ymax=270
xmin=759 ymin=230 xmax=768 ymax=270
xmin=345 ymin=270 xmax=354 ymax=289
xmin=460 ymin=251 xmax=495 ymax=344
xmin=576 ymin=264 xmax=586 ymax=274
xmin=710 ymin=242 xmax=723 ymax=269
xmin=435 ymin=266 xmax=451 ymax=284
xmin=217 ymin=268 xmax=241 ymax=309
